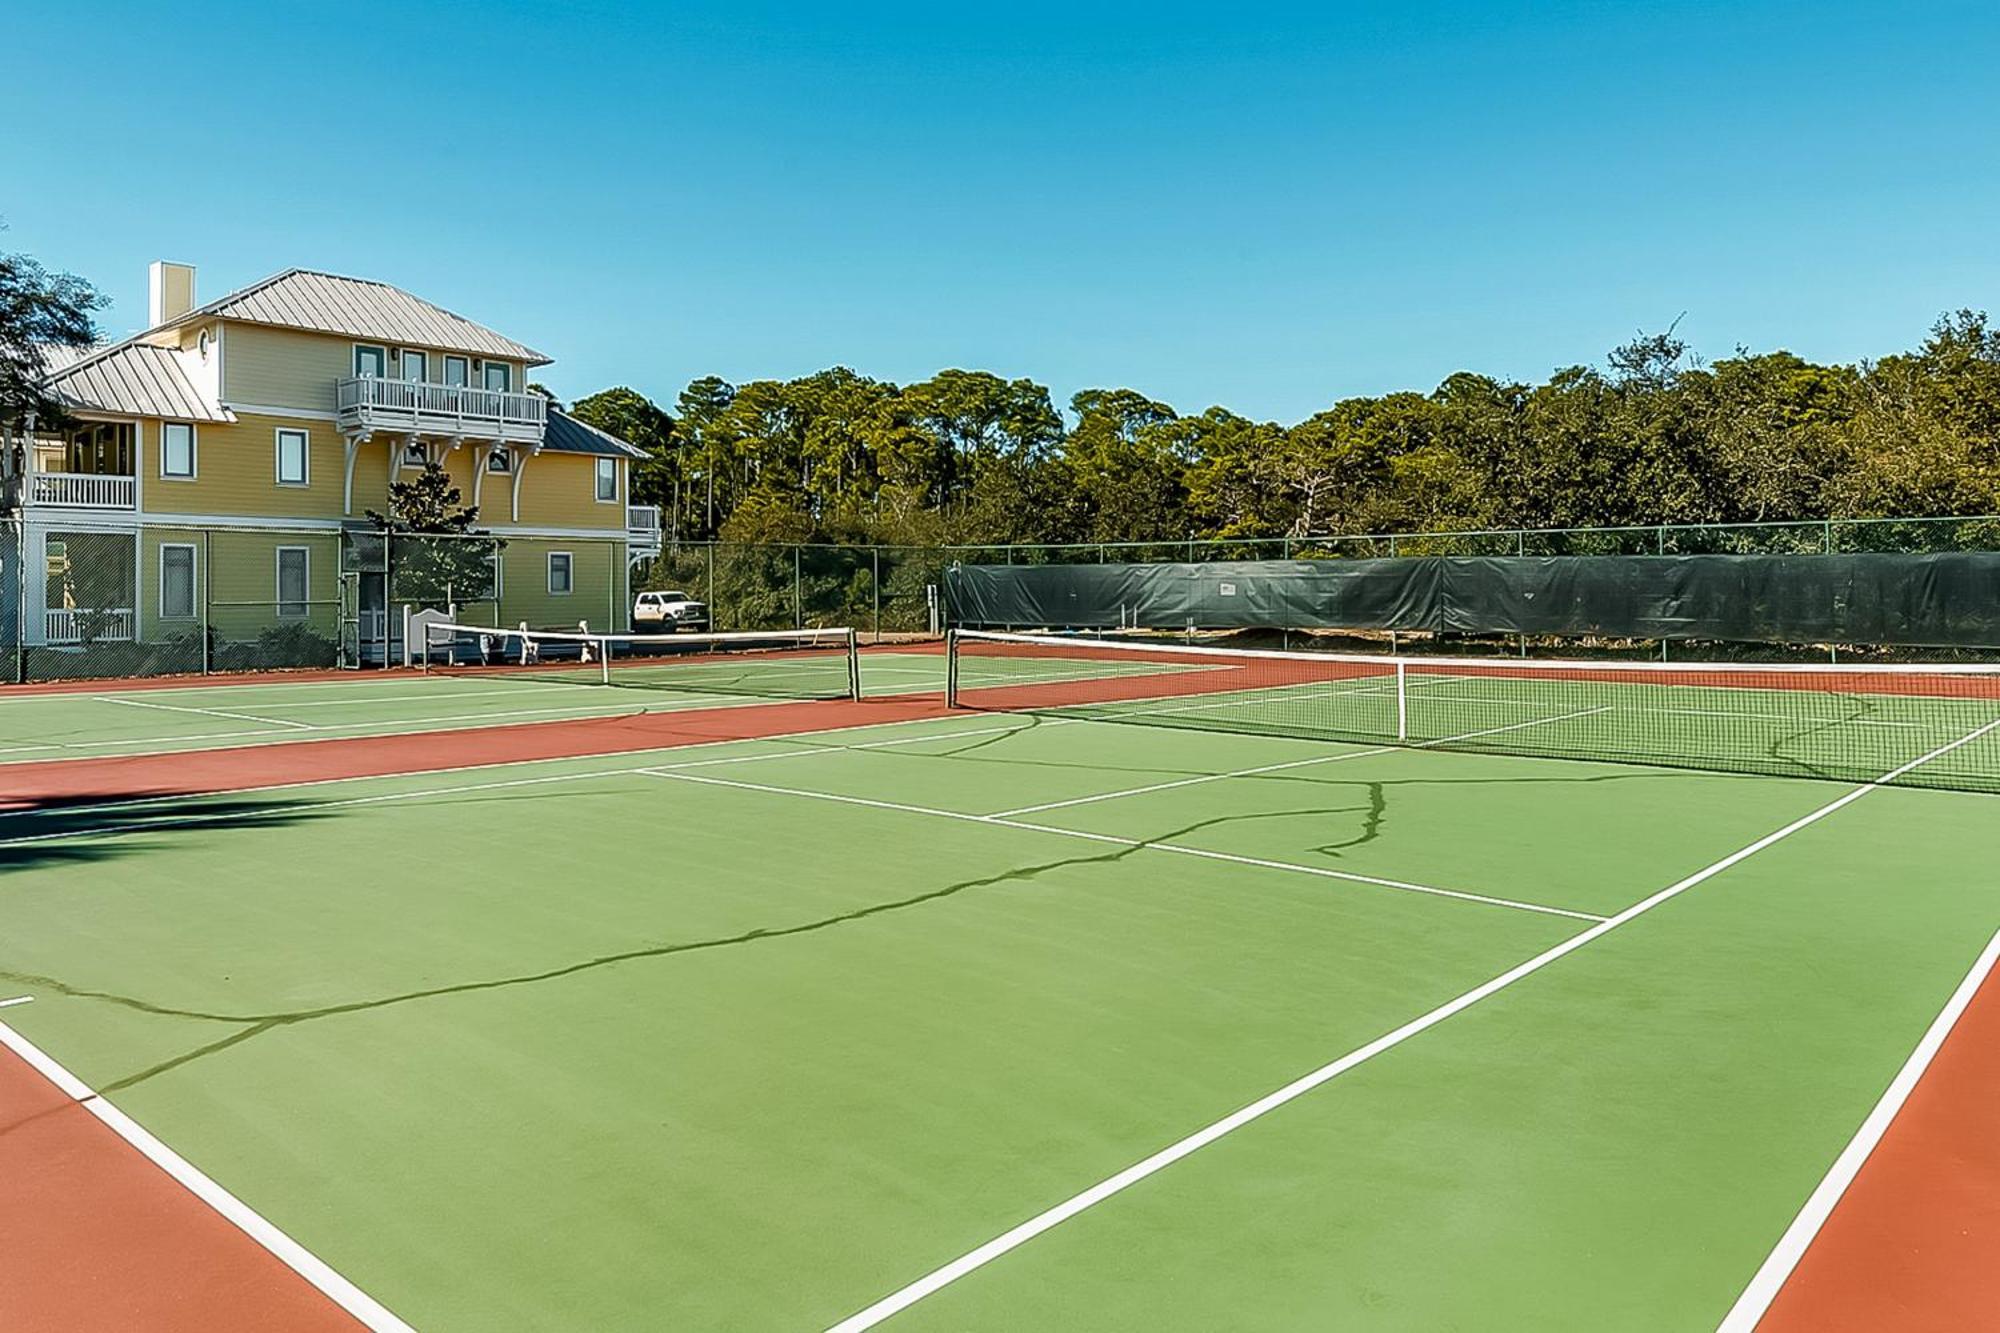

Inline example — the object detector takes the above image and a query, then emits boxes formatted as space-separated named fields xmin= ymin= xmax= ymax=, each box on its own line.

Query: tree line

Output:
xmin=7 ymin=241 xmax=1996 ymax=550
xmin=566 ymin=313 xmax=2000 ymax=549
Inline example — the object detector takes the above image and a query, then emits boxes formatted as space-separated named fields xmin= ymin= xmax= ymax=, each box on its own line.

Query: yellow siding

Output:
xmin=511 ymin=452 xmax=624 ymax=528
xmin=495 ymin=537 xmax=624 ymax=632
xmin=136 ymin=526 xmax=340 ymax=647
xmin=219 ymin=323 xmax=529 ymax=413
xmin=142 ymin=414 xmax=348 ymax=520
xmin=220 ymin=325 xmax=353 ymax=411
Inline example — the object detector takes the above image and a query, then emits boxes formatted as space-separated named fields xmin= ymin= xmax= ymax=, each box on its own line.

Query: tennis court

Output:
xmin=2 ymin=629 xmax=1996 ymax=1330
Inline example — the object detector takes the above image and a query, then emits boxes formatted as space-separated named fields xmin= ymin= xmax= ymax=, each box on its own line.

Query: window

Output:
xmin=161 ymin=423 xmax=195 ymax=479
xmin=275 ymin=547 xmax=309 ymax=618
xmin=483 ymin=361 xmax=512 ymax=392
xmin=547 ymin=551 xmax=573 ymax=595
xmin=595 ymin=457 xmax=617 ymax=502
xmin=159 ymin=544 xmax=196 ymax=619
xmin=276 ymin=428 xmax=309 ymax=486
xmin=486 ymin=447 xmax=513 ymax=474
xmin=443 ymin=355 xmax=469 ymax=387
xmin=354 ymin=345 xmax=387 ymax=378
xmin=402 ymin=440 xmax=428 ymax=466
xmin=399 ymin=349 xmax=428 ymax=383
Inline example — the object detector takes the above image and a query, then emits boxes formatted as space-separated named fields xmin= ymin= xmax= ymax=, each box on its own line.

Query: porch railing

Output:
xmin=336 ymin=376 xmax=547 ymax=444
xmin=628 ymin=504 xmax=662 ymax=552
xmin=29 ymin=472 xmax=137 ymax=508
xmin=45 ymin=607 xmax=135 ymax=644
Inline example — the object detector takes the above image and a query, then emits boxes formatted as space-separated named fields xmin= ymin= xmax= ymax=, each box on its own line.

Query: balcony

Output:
xmin=4 ymin=471 xmax=138 ymax=510
xmin=35 ymin=471 xmax=137 ymax=508
xmin=628 ymin=504 xmax=662 ymax=556
xmin=336 ymin=377 xmax=547 ymax=445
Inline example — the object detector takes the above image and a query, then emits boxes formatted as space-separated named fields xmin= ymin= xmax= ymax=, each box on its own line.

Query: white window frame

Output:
xmin=547 ymin=550 xmax=573 ymax=596
xmin=354 ymin=344 xmax=387 ymax=378
xmin=158 ymin=543 xmax=197 ymax=620
xmin=483 ymin=361 xmax=512 ymax=392
xmin=399 ymin=349 xmax=428 ymax=383
xmin=160 ymin=422 xmax=197 ymax=480
xmin=486 ymin=447 xmax=513 ymax=474
xmin=595 ymin=457 xmax=618 ymax=502
xmin=275 ymin=427 xmax=310 ymax=487
xmin=403 ymin=439 xmax=430 ymax=467
xmin=443 ymin=355 xmax=469 ymax=387
xmin=275 ymin=546 xmax=310 ymax=619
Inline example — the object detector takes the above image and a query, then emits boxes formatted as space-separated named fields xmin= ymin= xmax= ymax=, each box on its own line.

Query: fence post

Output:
xmin=705 ymin=543 xmax=716 ymax=631
xmin=202 ymin=528 xmax=212 ymax=674
xmin=871 ymin=546 xmax=880 ymax=643
xmin=12 ymin=521 xmax=23 ymax=683
xmin=793 ymin=545 xmax=802 ymax=629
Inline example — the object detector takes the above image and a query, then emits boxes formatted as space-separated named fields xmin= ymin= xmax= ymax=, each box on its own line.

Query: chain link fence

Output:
xmin=1 ymin=514 xmax=1993 ymax=684
xmin=0 ymin=521 xmax=629 ymax=684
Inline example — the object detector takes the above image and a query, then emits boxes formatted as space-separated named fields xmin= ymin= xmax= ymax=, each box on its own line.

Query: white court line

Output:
xmin=1716 ymin=925 xmax=2000 ymax=1332
xmin=0 ymin=693 xmax=812 ymax=764
xmin=0 ymin=712 xmax=1034 ymax=821
xmin=0 ymin=1018 xmax=413 ymax=1331
xmin=0 ymin=995 xmax=33 ymax=1009
xmin=92 ymin=695 xmax=313 ymax=730
xmin=0 ymin=721 xmax=1056 ymax=847
xmin=992 ymin=705 xmax=1614 ymax=818
xmin=639 ymin=768 xmax=1604 ymax=922
xmin=821 ymin=716 xmax=2000 ymax=1333
xmin=0 ymin=700 xmax=649 ymax=758
xmin=211 ymin=682 xmax=605 ymax=710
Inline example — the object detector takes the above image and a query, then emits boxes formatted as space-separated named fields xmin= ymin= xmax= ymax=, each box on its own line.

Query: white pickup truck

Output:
xmin=633 ymin=589 xmax=708 ymax=632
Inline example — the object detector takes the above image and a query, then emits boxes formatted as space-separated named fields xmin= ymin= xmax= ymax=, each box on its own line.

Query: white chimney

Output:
xmin=148 ymin=261 xmax=196 ymax=327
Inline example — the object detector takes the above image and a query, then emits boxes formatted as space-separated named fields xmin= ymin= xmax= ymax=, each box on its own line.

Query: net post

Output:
xmin=601 ymin=636 xmax=611 ymax=685
xmin=1395 ymin=659 xmax=1408 ymax=742
xmin=945 ymin=628 xmax=960 ymax=707
xmin=846 ymin=627 xmax=861 ymax=700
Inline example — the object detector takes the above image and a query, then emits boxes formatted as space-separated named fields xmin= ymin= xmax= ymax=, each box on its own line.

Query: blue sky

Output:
xmin=5 ymin=1 xmax=1997 ymax=424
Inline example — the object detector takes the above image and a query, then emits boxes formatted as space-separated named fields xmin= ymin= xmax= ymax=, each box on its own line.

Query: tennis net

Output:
xmin=946 ymin=629 xmax=2000 ymax=792
xmin=420 ymin=623 xmax=862 ymax=701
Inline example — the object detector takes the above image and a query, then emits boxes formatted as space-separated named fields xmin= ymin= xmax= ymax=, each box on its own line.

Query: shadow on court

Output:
xmin=0 ymin=793 xmax=331 ymax=873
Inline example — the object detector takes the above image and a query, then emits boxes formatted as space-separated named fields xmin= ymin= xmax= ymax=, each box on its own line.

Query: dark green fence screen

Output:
xmin=946 ymin=554 xmax=2000 ymax=648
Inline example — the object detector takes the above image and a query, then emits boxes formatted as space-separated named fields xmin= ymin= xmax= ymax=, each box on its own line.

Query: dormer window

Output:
xmin=355 ymin=345 xmax=387 ymax=378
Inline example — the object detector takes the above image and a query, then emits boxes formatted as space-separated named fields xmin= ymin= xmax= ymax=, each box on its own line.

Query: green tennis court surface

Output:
xmin=0 ymin=653 xmax=935 ymax=763
xmin=0 ymin=649 xmax=1203 ymax=765
xmin=3 ymin=691 xmax=1997 ymax=1328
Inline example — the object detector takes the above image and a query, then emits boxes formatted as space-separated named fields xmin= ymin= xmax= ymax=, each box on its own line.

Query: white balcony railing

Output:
xmin=28 ymin=471 xmax=137 ymax=508
xmin=336 ymin=376 xmax=547 ymax=444
xmin=627 ymin=504 xmax=663 ymax=555
xmin=45 ymin=607 xmax=135 ymax=644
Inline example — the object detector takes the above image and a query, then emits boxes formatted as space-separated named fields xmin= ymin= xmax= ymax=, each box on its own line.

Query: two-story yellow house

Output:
xmin=3 ymin=262 xmax=661 ymax=669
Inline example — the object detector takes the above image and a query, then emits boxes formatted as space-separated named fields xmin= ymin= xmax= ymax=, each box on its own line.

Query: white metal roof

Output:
xmin=179 ymin=269 xmax=551 ymax=366
xmin=44 ymin=343 xmax=235 ymax=423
